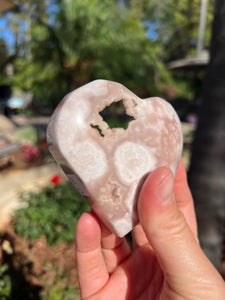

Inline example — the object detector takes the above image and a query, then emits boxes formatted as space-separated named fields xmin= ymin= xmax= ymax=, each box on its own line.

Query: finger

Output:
xmin=138 ymin=167 xmax=224 ymax=296
xmin=133 ymin=160 xmax=197 ymax=248
xmin=75 ymin=212 xmax=109 ymax=299
xmin=99 ymin=219 xmax=131 ymax=273
xmin=174 ymin=160 xmax=197 ymax=237
xmin=132 ymin=223 xmax=150 ymax=249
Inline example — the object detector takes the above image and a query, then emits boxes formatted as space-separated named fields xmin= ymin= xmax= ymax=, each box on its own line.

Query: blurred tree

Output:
xmin=188 ymin=0 xmax=225 ymax=269
xmin=105 ymin=0 xmax=215 ymax=102
xmin=121 ymin=0 xmax=215 ymax=61
xmin=0 ymin=38 xmax=8 ymax=68
xmin=12 ymin=0 xmax=172 ymax=107
xmin=2 ymin=0 xmax=215 ymax=106
xmin=0 ymin=38 xmax=15 ymax=84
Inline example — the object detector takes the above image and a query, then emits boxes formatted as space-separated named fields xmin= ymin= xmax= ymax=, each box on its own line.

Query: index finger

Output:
xmin=75 ymin=212 xmax=109 ymax=299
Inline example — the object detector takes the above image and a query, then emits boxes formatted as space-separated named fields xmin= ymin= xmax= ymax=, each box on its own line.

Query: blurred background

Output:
xmin=0 ymin=0 xmax=224 ymax=298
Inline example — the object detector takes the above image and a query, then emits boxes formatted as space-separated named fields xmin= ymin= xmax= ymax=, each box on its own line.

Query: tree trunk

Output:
xmin=188 ymin=0 xmax=225 ymax=269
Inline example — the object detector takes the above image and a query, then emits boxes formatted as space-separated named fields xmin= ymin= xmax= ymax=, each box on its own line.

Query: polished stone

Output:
xmin=47 ymin=80 xmax=183 ymax=237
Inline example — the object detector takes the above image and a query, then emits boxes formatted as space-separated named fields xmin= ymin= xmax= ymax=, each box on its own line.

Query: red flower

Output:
xmin=51 ymin=175 xmax=61 ymax=185
xmin=22 ymin=143 xmax=40 ymax=162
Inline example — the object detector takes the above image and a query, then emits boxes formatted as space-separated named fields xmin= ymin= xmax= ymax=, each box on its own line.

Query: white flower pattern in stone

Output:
xmin=114 ymin=141 xmax=156 ymax=185
xmin=69 ymin=141 xmax=107 ymax=182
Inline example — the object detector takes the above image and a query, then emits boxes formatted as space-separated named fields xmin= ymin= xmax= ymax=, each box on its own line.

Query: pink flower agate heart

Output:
xmin=47 ymin=80 xmax=183 ymax=237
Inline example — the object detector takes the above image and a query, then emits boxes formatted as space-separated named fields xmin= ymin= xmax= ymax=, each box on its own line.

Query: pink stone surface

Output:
xmin=47 ymin=80 xmax=183 ymax=237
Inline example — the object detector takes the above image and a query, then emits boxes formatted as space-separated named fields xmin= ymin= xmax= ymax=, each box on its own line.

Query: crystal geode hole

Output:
xmin=90 ymin=100 xmax=135 ymax=137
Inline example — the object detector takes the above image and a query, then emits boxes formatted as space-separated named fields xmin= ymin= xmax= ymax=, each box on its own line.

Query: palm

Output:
xmin=76 ymin=218 xmax=165 ymax=300
xmin=100 ymin=238 xmax=164 ymax=300
xmin=75 ymin=162 xmax=198 ymax=299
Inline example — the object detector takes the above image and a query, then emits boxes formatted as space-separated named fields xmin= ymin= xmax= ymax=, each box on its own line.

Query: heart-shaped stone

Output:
xmin=47 ymin=80 xmax=183 ymax=237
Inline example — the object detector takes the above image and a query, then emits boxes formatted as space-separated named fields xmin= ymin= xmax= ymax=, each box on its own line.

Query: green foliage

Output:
xmin=0 ymin=262 xmax=79 ymax=300
xmin=145 ymin=0 xmax=215 ymax=61
xmin=0 ymin=264 xmax=11 ymax=300
xmin=11 ymin=0 xmax=173 ymax=105
xmin=41 ymin=263 xmax=79 ymax=300
xmin=1 ymin=0 xmax=215 ymax=104
xmin=15 ymin=126 xmax=40 ymax=145
xmin=22 ymin=108 xmax=36 ymax=118
xmin=13 ymin=181 xmax=89 ymax=246
xmin=103 ymin=117 xmax=130 ymax=130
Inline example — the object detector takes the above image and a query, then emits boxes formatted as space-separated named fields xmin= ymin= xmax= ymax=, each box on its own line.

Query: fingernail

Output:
xmin=157 ymin=172 xmax=174 ymax=204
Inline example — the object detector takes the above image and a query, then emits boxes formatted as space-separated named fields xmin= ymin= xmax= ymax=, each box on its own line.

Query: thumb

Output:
xmin=138 ymin=167 xmax=224 ymax=296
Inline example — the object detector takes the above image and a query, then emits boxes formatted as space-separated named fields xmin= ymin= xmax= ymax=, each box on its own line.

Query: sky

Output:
xmin=0 ymin=15 xmax=15 ymax=52
xmin=0 ymin=4 xmax=158 ymax=54
xmin=0 ymin=2 xmax=59 ymax=53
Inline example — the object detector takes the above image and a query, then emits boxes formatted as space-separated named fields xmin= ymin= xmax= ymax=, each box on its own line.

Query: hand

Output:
xmin=75 ymin=161 xmax=225 ymax=299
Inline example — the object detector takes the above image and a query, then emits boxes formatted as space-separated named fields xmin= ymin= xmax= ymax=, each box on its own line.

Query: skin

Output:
xmin=75 ymin=161 xmax=225 ymax=299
